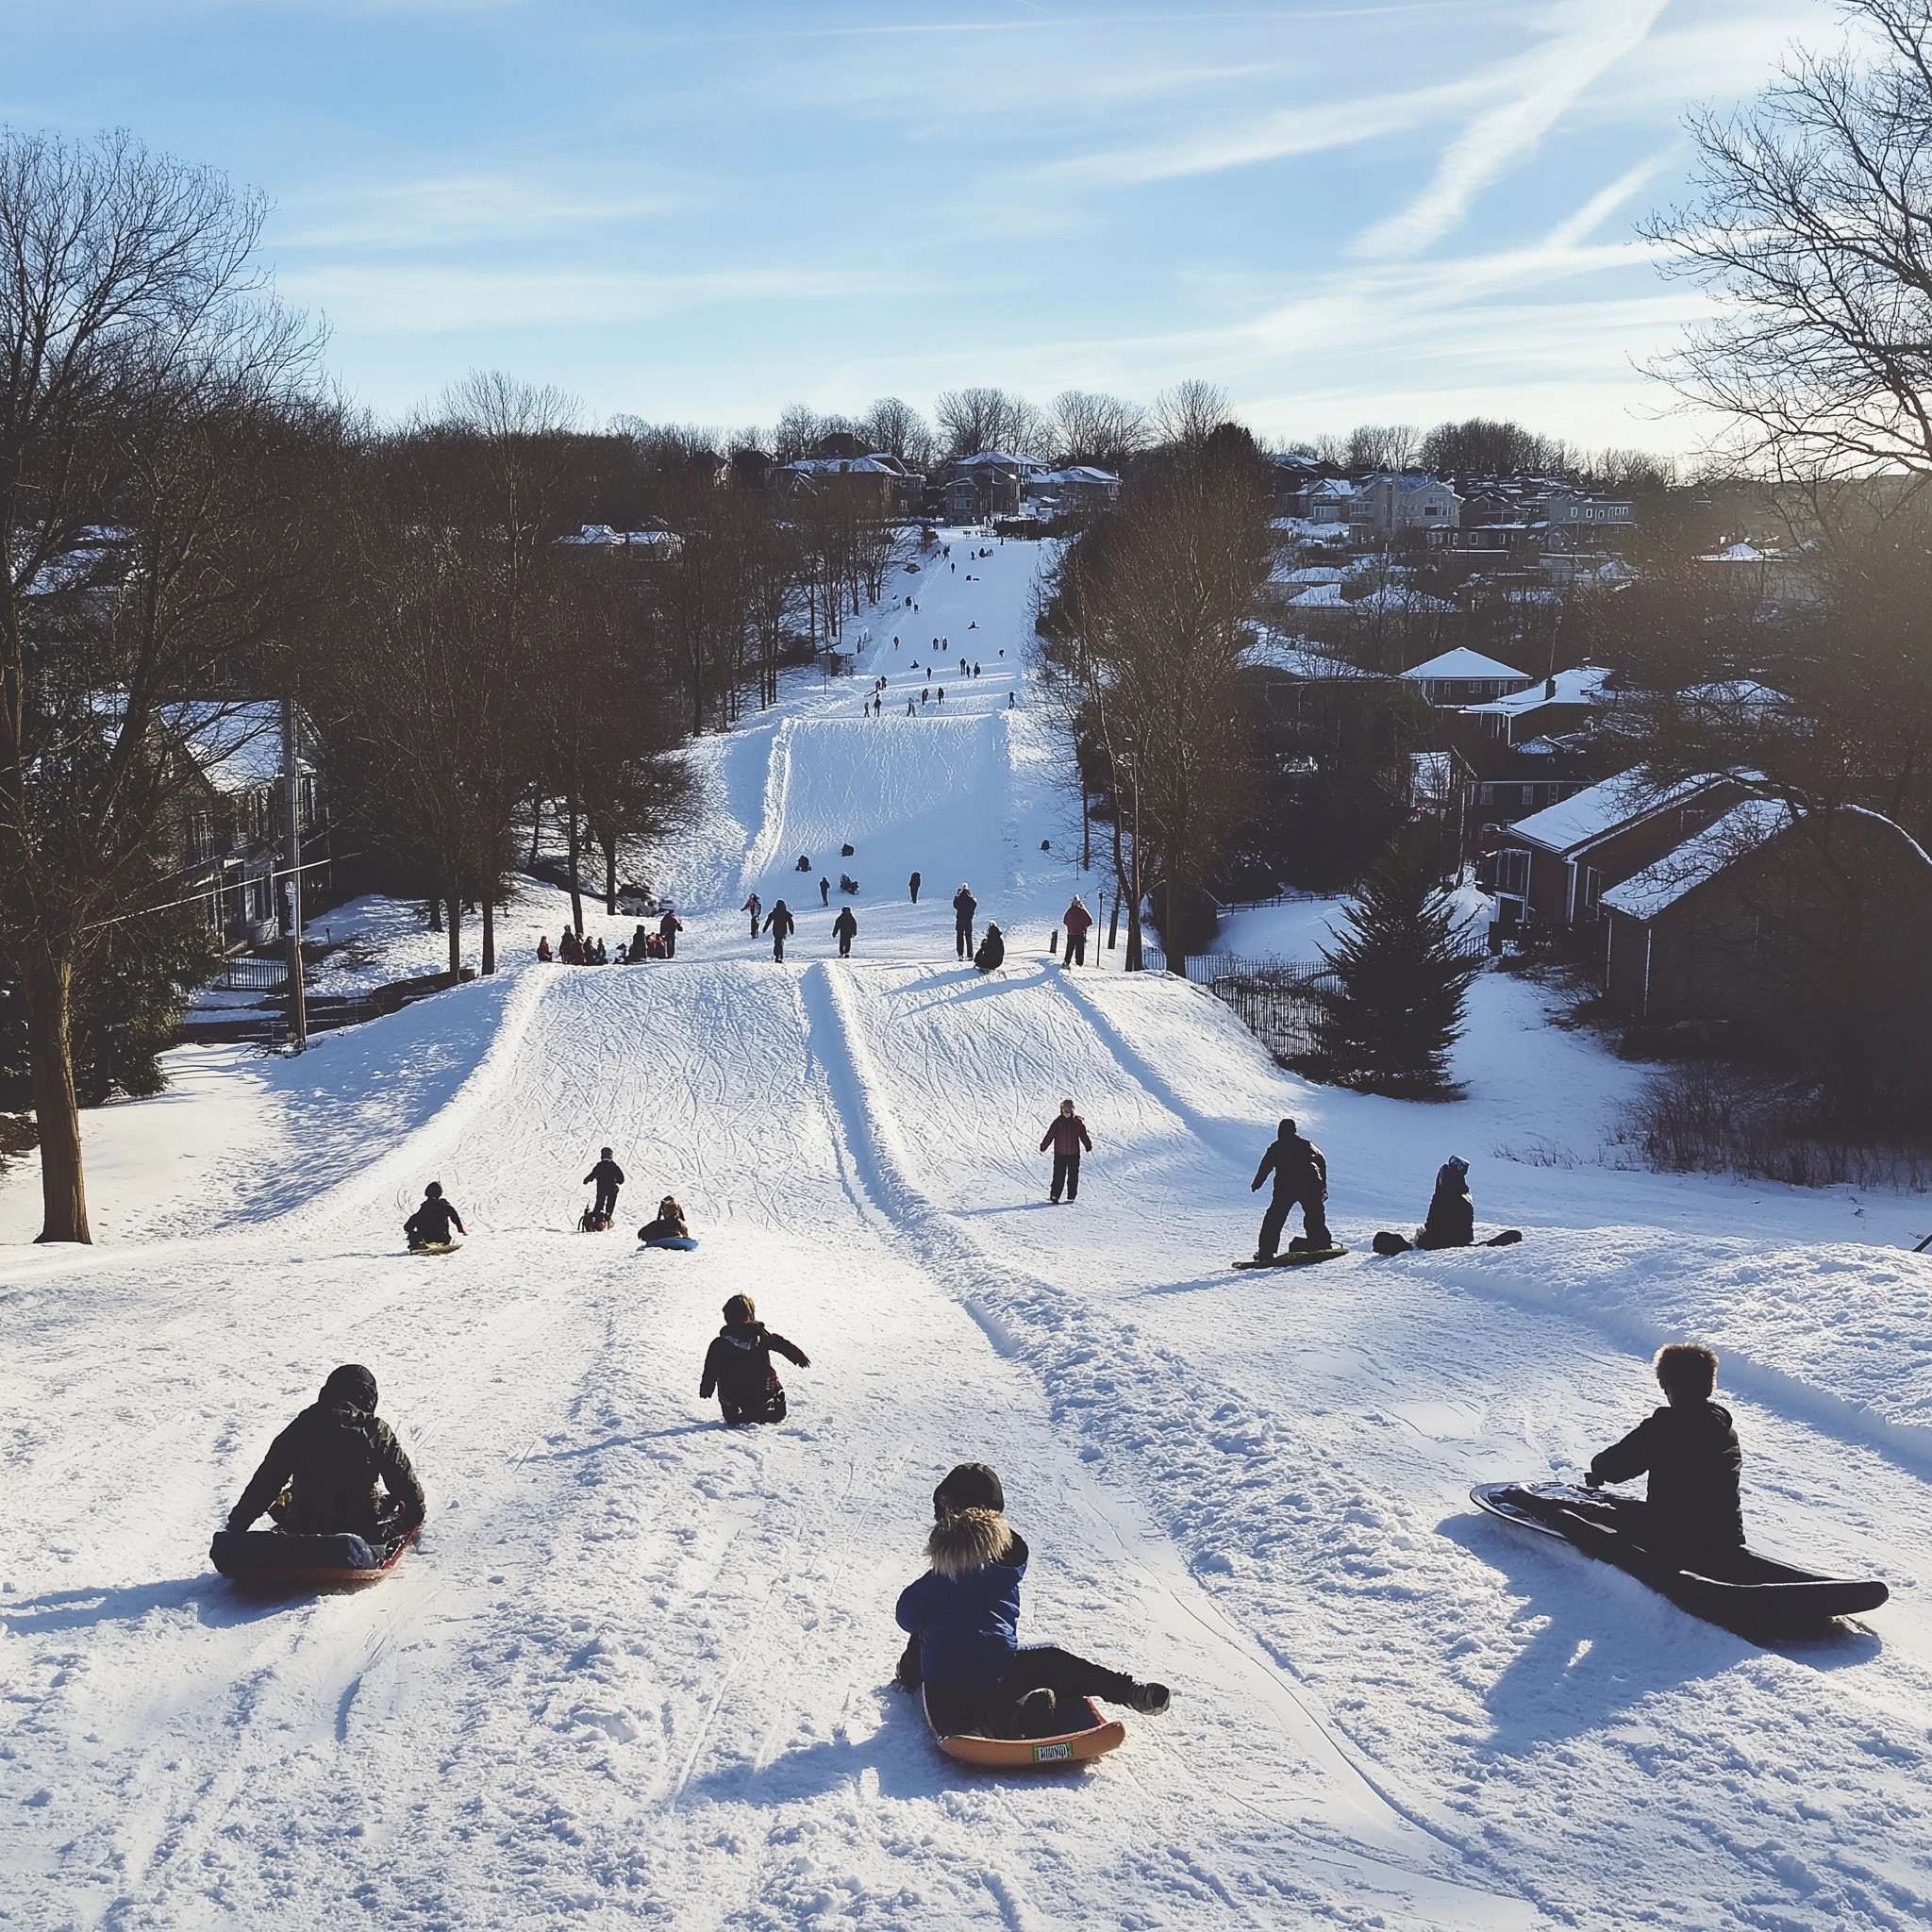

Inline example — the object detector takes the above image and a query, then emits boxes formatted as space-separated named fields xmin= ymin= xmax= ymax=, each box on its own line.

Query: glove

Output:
xmin=1582 ymin=1470 xmax=1602 ymax=1490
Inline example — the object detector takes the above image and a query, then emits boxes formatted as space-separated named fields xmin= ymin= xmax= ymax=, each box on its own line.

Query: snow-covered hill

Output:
xmin=2 ymin=531 xmax=1930 ymax=1929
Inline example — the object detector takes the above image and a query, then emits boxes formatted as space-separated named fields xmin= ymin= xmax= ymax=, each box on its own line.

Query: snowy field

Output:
xmin=4 ymin=531 xmax=1932 ymax=1929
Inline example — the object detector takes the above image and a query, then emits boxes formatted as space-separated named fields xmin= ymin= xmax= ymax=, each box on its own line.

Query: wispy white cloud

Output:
xmin=1542 ymin=150 xmax=1676 ymax=248
xmin=276 ymin=175 xmax=682 ymax=249
xmin=1353 ymin=0 xmax=1672 ymax=259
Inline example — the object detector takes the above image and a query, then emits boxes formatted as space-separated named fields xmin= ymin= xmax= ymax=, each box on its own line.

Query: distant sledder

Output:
xmin=1372 ymin=1157 xmax=1522 ymax=1255
xmin=1237 ymin=1119 xmax=1343 ymax=1266
xmin=405 ymin=1182 xmax=465 ymax=1253
xmin=639 ymin=1194 xmax=697 ymax=1250
xmin=896 ymin=1462 xmax=1169 ymax=1767
xmin=1474 ymin=1344 xmax=1888 ymax=1630
xmin=212 ymin=1363 xmax=425 ymax=1588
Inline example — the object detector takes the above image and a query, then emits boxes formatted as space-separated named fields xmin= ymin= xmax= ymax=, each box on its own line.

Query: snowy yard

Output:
xmin=3 ymin=532 xmax=1929 ymax=1929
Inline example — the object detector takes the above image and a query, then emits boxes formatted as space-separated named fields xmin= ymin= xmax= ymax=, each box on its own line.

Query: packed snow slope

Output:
xmin=4 ymin=530 xmax=1932 ymax=1931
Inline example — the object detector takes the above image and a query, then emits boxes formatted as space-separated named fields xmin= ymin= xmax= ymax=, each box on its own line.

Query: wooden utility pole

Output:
xmin=281 ymin=688 xmax=308 ymax=1050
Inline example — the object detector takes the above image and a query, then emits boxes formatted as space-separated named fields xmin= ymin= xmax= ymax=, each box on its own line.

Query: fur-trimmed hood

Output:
xmin=927 ymin=1507 xmax=1015 ymax=1576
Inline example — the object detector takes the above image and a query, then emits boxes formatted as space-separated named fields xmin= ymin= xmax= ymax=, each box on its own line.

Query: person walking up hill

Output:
xmin=1040 ymin=1100 xmax=1091 ymax=1204
xmin=764 ymin=899 xmax=795 ymax=962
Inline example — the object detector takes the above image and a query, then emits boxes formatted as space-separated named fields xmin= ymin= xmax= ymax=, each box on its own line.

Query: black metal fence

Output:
xmin=216 ymin=955 xmax=288 ymax=991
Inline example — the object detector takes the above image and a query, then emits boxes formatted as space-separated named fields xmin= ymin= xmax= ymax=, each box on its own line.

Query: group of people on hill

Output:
xmin=538 ymin=908 xmax=682 ymax=965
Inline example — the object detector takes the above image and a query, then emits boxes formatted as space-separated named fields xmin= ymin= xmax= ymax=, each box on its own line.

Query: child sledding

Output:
xmin=894 ymin=1462 xmax=1168 ymax=1765
xmin=698 ymin=1294 xmax=809 ymax=1424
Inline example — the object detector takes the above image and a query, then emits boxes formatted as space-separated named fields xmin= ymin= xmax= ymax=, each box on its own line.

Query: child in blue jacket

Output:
xmin=894 ymin=1462 xmax=1170 ymax=1737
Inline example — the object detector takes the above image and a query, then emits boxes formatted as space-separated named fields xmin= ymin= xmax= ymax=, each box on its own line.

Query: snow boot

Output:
xmin=1125 ymin=1682 xmax=1171 ymax=1715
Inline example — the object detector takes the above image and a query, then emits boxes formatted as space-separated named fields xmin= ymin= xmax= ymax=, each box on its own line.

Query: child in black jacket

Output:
xmin=699 ymin=1295 xmax=809 ymax=1425
xmin=1586 ymin=1342 xmax=1744 ymax=1557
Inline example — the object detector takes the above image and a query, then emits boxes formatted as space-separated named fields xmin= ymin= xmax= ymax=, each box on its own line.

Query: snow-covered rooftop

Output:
xmin=1683 ymin=678 xmax=1788 ymax=711
xmin=1461 ymin=664 xmax=1610 ymax=718
xmin=1507 ymin=767 xmax=1716 ymax=856
xmin=1402 ymin=646 xmax=1528 ymax=683
xmin=1241 ymin=630 xmax=1379 ymax=678
xmin=1601 ymin=796 xmax=1793 ymax=920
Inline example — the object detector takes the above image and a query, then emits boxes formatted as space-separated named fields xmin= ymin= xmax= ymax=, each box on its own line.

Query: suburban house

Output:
xmin=1023 ymin=465 xmax=1122 ymax=515
xmin=168 ymin=701 xmax=326 ymax=953
xmin=1401 ymin=646 xmax=1531 ymax=707
xmin=1468 ymin=732 xmax=1610 ymax=826
xmin=1300 ymin=477 xmax=1357 ymax=525
xmin=1460 ymin=663 xmax=1613 ymax=744
xmin=936 ymin=451 xmax=1044 ymax=521
xmin=556 ymin=521 xmax=685 ymax=559
xmin=1599 ymin=800 xmax=1932 ymax=1037
xmin=774 ymin=453 xmax=922 ymax=515
xmin=1484 ymin=768 xmax=1745 ymax=931
xmin=1348 ymin=473 xmax=1463 ymax=541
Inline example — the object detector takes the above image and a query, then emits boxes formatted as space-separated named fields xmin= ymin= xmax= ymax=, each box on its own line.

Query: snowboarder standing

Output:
xmin=909 ymin=871 xmax=921 ymax=904
xmin=1249 ymin=1119 xmax=1330 ymax=1259
xmin=1060 ymin=895 xmax=1093 ymax=967
xmin=583 ymin=1146 xmax=625 ymax=1224
xmin=953 ymin=884 xmax=977 ymax=959
xmin=892 ymin=1463 xmax=1170 ymax=1733
xmin=833 ymin=906 xmax=858 ymax=958
xmin=699 ymin=1294 xmax=810 ymax=1425
xmin=227 ymin=1363 xmax=425 ymax=1543
xmin=764 ymin=899 xmax=795 ymax=962
xmin=1040 ymin=1100 xmax=1091 ymax=1204
xmin=404 ymin=1182 xmax=466 ymax=1251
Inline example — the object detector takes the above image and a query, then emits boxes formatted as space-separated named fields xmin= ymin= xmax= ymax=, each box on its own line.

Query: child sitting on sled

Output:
xmin=894 ymin=1462 xmax=1170 ymax=1736
xmin=1583 ymin=1343 xmax=1745 ymax=1558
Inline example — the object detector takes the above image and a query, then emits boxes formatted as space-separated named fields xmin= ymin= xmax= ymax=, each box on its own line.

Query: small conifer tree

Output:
xmin=1308 ymin=839 xmax=1482 ymax=1096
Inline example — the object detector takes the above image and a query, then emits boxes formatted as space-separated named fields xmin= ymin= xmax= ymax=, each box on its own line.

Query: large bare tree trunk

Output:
xmin=564 ymin=795 xmax=585 ymax=934
xmin=23 ymin=944 xmax=88 ymax=1243
xmin=446 ymin=891 xmax=461 ymax=977
xmin=481 ymin=893 xmax=496 ymax=975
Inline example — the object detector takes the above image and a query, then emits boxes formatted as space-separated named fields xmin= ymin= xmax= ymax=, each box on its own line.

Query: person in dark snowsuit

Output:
xmin=583 ymin=1147 xmax=625 ymax=1223
xmin=1582 ymin=1344 xmax=1746 ymax=1560
xmin=227 ymin=1364 xmax=425 ymax=1542
xmin=819 ymin=875 xmax=831 ymax=908
xmin=832 ymin=906 xmax=858 ymax=958
xmin=1249 ymin=1119 xmax=1330 ymax=1258
xmin=908 ymin=871 xmax=921 ymax=904
xmin=741 ymin=893 xmax=761 ymax=938
xmin=699 ymin=1294 xmax=810 ymax=1425
xmin=1372 ymin=1157 xmax=1523 ymax=1254
xmin=1040 ymin=1100 xmax=1091 ymax=1203
xmin=974 ymin=923 xmax=1004 ymax=972
xmin=893 ymin=1463 xmax=1170 ymax=1737
xmin=658 ymin=908 xmax=683 ymax=958
xmin=953 ymin=884 xmax=976 ymax=959
xmin=404 ymin=1182 xmax=466 ymax=1250
xmin=764 ymin=899 xmax=795 ymax=961
xmin=1060 ymin=895 xmax=1093 ymax=967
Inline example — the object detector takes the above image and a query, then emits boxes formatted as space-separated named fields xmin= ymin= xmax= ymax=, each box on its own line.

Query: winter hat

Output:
xmin=425 ymin=1181 xmax=443 ymax=1198
xmin=1435 ymin=1157 xmax=1471 ymax=1194
xmin=933 ymin=1461 xmax=1005 ymax=1519
xmin=723 ymin=1293 xmax=757 ymax=1326
xmin=322 ymin=1364 xmax=378 ymax=1412
xmin=1279 ymin=1119 xmax=1296 ymax=1138
xmin=600 ymin=1146 xmax=613 ymax=1159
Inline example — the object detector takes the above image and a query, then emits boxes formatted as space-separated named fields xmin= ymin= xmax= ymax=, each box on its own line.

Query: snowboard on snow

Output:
xmin=1232 ymin=1245 xmax=1348 ymax=1270
xmin=1471 ymin=1482 xmax=1888 ymax=1631
xmin=210 ymin=1524 xmax=419 ymax=1593
xmin=921 ymin=1687 xmax=1125 ymax=1769
xmin=1372 ymin=1229 xmax=1523 ymax=1257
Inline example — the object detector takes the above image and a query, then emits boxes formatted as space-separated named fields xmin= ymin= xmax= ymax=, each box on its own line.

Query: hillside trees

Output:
xmin=0 ymin=128 xmax=328 ymax=1242
xmin=1043 ymin=423 xmax=1274 ymax=960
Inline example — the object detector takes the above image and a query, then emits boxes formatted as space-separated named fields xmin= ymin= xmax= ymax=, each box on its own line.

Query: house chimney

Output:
xmin=1544 ymin=675 xmax=1557 ymax=699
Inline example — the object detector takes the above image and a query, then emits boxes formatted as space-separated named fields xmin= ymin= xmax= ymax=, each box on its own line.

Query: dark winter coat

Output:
xmin=832 ymin=908 xmax=858 ymax=940
xmin=894 ymin=1510 xmax=1031 ymax=1689
xmin=405 ymin=1195 xmax=465 ymax=1243
xmin=658 ymin=911 xmax=683 ymax=938
xmin=699 ymin=1323 xmax=810 ymax=1409
xmin=639 ymin=1213 xmax=688 ymax=1242
xmin=974 ymin=925 xmax=1004 ymax=972
xmin=1061 ymin=902 xmax=1093 ymax=938
xmin=229 ymin=1391 xmax=425 ymax=1540
xmin=763 ymin=906 xmax=795 ymax=939
xmin=1252 ymin=1132 xmax=1327 ymax=1198
xmin=1040 ymin=1114 xmax=1091 ymax=1156
xmin=583 ymin=1158 xmax=625 ymax=1191
xmin=952 ymin=889 xmax=977 ymax=926
xmin=1417 ymin=1185 xmax=1474 ymax=1249
xmin=1590 ymin=1400 xmax=1745 ymax=1550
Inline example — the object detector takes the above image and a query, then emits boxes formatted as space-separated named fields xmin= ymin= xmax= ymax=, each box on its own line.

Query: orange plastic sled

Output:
xmin=923 ymin=1689 xmax=1125 ymax=1767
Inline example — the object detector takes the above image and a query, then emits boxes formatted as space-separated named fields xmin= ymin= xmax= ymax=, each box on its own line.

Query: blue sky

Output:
xmin=5 ymin=1 xmax=1828 ymax=451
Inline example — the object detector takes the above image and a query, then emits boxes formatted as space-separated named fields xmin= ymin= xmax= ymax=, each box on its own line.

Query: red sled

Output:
xmin=922 ymin=1687 xmax=1124 ymax=1768
xmin=209 ymin=1524 xmax=419 ymax=1593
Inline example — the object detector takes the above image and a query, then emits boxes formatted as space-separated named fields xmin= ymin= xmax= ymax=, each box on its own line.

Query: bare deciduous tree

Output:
xmin=934 ymin=387 xmax=1048 ymax=459
xmin=1049 ymin=391 xmax=1148 ymax=470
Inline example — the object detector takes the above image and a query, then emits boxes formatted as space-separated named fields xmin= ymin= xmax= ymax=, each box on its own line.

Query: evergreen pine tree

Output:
xmin=1308 ymin=840 xmax=1482 ymax=1096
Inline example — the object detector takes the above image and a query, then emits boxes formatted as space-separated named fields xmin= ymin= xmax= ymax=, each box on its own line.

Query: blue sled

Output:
xmin=641 ymin=1235 xmax=699 ymax=1251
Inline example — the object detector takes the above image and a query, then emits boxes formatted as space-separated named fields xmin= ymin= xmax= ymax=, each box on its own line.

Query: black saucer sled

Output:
xmin=921 ymin=1687 xmax=1124 ymax=1768
xmin=210 ymin=1524 xmax=419 ymax=1592
xmin=1472 ymin=1482 xmax=1888 ymax=1631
